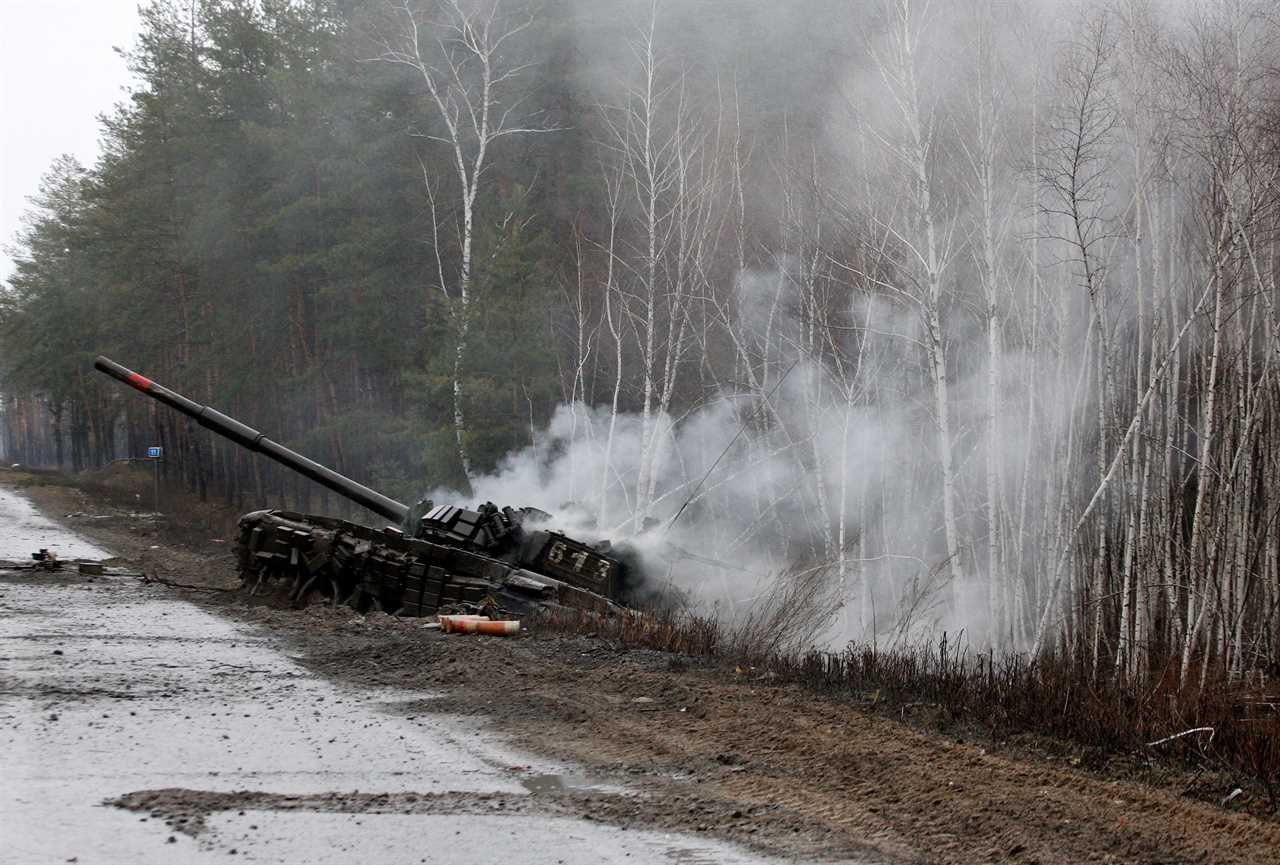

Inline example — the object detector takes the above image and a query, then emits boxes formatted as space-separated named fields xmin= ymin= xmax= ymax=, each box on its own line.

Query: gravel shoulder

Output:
xmin=8 ymin=468 xmax=1280 ymax=865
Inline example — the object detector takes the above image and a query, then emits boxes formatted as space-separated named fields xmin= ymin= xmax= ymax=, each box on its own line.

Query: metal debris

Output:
xmin=96 ymin=355 xmax=636 ymax=620
xmin=31 ymin=549 xmax=60 ymax=571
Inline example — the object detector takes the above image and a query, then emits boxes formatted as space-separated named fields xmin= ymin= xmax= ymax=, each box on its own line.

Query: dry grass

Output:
xmin=58 ymin=462 xmax=241 ymax=542
xmin=720 ymin=564 xmax=841 ymax=662
xmin=535 ymin=578 xmax=1280 ymax=810
xmin=15 ymin=466 xmax=1276 ymax=808
xmin=772 ymin=641 xmax=1280 ymax=809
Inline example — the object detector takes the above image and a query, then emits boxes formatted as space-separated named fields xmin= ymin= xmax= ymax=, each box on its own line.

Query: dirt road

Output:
xmin=0 ymin=484 xmax=847 ymax=865
xmin=4 ymin=471 xmax=1280 ymax=865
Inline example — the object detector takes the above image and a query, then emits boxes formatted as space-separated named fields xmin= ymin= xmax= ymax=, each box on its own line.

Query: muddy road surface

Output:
xmin=4 ymin=471 xmax=1280 ymax=865
xmin=0 ymin=484 xmax=850 ymax=865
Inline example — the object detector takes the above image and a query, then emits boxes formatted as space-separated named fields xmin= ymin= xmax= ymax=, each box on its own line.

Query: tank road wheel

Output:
xmin=92 ymin=358 xmax=629 ymax=624
xmin=292 ymin=571 xmax=321 ymax=606
xmin=248 ymin=564 xmax=269 ymax=596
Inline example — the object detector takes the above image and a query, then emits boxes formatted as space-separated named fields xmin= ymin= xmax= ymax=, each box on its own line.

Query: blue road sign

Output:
xmin=146 ymin=446 xmax=162 ymax=459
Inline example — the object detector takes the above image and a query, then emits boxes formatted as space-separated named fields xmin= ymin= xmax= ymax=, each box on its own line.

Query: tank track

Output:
xmin=235 ymin=509 xmax=618 ymax=617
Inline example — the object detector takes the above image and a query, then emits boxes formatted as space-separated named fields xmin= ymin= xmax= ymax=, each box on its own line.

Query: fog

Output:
xmin=420 ymin=0 xmax=1276 ymax=656
xmin=6 ymin=0 xmax=1278 ymax=674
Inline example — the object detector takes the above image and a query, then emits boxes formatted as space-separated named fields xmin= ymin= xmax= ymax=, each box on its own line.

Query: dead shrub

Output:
xmin=533 ymin=594 xmax=1280 ymax=806
xmin=722 ymin=564 xmax=841 ymax=663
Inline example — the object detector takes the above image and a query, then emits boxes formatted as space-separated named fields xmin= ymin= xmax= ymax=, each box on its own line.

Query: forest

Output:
xmin=4 ymin=0 xmax=1280 ymax=686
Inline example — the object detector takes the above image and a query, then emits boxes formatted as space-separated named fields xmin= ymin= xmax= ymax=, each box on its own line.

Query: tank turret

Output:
xmin=94 ymin=356 xmax=626 ymax=616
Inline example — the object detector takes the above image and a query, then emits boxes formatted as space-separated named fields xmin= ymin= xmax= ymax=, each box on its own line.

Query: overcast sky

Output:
xmin=1 ymin=0 xmax=141 ymax=283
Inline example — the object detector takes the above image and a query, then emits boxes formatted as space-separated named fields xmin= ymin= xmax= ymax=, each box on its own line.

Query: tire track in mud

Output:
xmin=11 ymin=473 xmax=1280 ymax=865
xmin=483 ymin=664 xmax=1280 ymax=865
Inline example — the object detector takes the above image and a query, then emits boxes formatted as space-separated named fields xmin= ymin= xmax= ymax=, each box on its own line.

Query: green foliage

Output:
xmin=1 ymin=0 xmax=572 ymax=501
xmin=0 ymin=157 xmax=104 ymax=401
xmin=0 ymin=2 xmax=426 ymax=478
xmin=463 ymin=186 xmax=564 ymax=466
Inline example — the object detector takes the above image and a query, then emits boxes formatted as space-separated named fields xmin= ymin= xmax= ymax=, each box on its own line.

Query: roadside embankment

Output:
xmin=4 ymin=466 xmax=1280 ymax=865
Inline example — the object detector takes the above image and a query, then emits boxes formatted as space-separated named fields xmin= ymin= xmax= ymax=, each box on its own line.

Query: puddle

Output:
xmin=665 ymin=847 xmax=727 ymax=864
xmin=517 ymin=771 xmax=608 ymax=796
xmin=519 ymin=773 xmax=567 ymax=794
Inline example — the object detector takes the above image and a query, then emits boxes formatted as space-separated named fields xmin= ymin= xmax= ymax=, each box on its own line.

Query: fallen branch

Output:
xmin=1146 ymin=727 xmax=1215 ymax=747
xmin=140 ymin=574 xmax=237 ymax=594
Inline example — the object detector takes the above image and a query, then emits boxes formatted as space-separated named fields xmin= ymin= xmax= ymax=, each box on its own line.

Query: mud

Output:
xmin=108 ymin=787 xmax=622 ymax=835
xmin=1 ymin=480 xmax=825 ymax=865
xmin=9 ymin=469 xmax=1280 ymax=865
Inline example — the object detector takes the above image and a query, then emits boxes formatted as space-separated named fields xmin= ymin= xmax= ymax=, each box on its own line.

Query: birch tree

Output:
xmin=375 ymin=0 xmax=551 ymax=487
xmin=596 ymin=8 xmax=723 ymax=532
xmin=868 ymin=0 xmax=966 ymax=608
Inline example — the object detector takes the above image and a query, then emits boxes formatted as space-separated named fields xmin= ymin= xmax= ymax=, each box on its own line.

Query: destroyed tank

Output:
xmin=94 ymin=356 xmax=628 ymax=618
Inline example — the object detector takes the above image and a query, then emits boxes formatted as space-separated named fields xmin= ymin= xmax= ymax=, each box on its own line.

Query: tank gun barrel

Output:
xmin=94 ymin=356 xmax=409 ymax=524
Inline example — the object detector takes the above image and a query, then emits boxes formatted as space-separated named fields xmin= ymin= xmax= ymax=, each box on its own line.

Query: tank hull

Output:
xmin=238 ymin=509 xmax=619 ymax=617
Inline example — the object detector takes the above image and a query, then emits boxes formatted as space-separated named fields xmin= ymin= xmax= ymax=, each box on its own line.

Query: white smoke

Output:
xmin=429 ymin=0 xmax=1235 ymax=652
